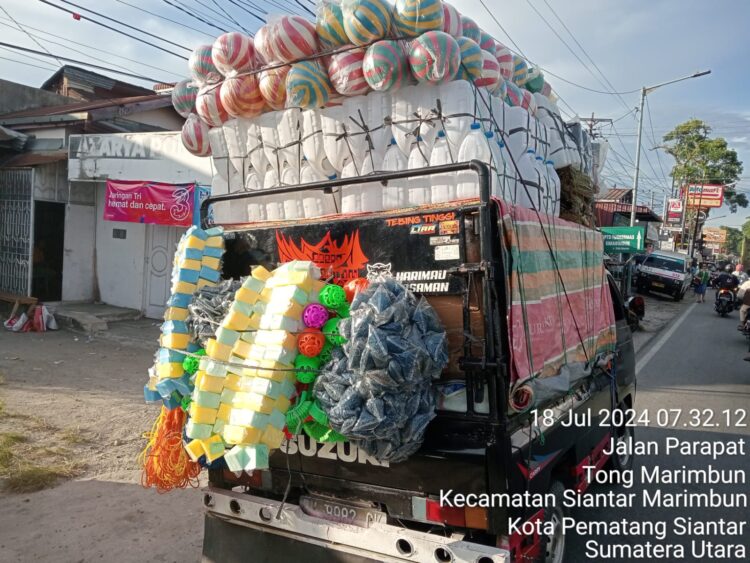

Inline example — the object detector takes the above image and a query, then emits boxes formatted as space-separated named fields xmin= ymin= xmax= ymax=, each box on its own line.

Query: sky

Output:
xmin=1 ymin=0 xmax=749 ymax=227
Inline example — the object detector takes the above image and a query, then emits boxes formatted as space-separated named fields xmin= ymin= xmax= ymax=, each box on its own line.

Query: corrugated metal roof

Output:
xmin=596 ymin=188 xmax=633 ymax=202
xmin=41 ymin=65 xmax=153 ymax=96
xmin=0 ymin=94 xmax=170 ymax=119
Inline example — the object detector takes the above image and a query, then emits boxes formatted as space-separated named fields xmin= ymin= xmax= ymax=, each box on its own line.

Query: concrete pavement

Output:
xmin=565 ymin=299 xmax=750 ymax=561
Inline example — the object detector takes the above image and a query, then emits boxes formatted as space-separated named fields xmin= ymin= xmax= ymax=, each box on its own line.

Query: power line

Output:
xmin=209 ymin=0 xmax=252 ymax=34
xmin=0 ymin=16 xmax=183 ymax=78
xmin=38 ymin=0 xmax=189 ymax=60
xmin=161 ymin=0 xmax=229 ymax=34
xmin=0 ymin=5 xmax=62 ymax=66
xmin=0 ymin=54 xmax=58 ymax=72
xmin=0 ymin=42 xmax=168 ymax=83
xmin=52 ymin=0 xmax=191 ymax=51
xmin=113 ymin=0 xmax=216 ymax=38
xmin=224 ymin=0 xmax=265 ymax=24
xmin=189 ymin=0 xmax=241 ymax=29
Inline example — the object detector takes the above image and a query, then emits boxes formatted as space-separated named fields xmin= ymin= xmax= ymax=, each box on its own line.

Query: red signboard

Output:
xmin=103 ymin=180 xmax=195 ymax=226
xmin=684 ymin=184 xmax=724 ymax=208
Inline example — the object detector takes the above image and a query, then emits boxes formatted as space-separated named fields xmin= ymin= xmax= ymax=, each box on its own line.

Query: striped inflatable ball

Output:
xmin=525 ymin=67 xmax=545 ymax=93
xmin=493 ymin=77 xmax=507 ymax=100
xmin=475 ymin=50 xmax=501 ymax=94
xmin=286 ymin=60 xmax=332 ymax=109
xmin=479 ymin=30 xmax=496 ymax=56
xmin=254 ymin=23 xmax=278 ymax=64
xmin=495 ymin=41 xmax=514 ymax=81
xmin=394 ymin=0 xmax=444 ymax=38
xmin=328 ymin=47 xmax=370 ymax=96
xmin=460 ymin=15 xmax=481 ymax=43
xmin=189 ymin=44 xmax=221 ymax=85
xmin=259 ymin=65 xmax=290 ymax=110
xmin=363 ymin=39 xmax=410 ymax=91
xmin=505 ymin=80 xmax=523 ymax=107
xmin=181 ymin=113 xmax=211 ymax=157
xmin=408 ymin=30 xmax=460 ymax=84
xmin=441 ymin=2 xmax=462 ymax=37
xmin=196 ymin=85 xmax=229 ymax=127
xmin=512 ymin=55 xmax=529 ymax=86
xmin=520 ymin=89 xmax=537 ymax=115
xmin=273 ymin=15 xmax=319 ymax=63
xmin=220 ymin=74 xmax=265 ymax=118
xmin=317 ymin=2 xmax=349 ymax=48
xmin=171 ymin=79 xmax=199 ymax=118
xmin=342 ymin=0 xmax=393 ymax=46
xmin=541 ymin=81 xmax=552 ymax=97
xmin=455 ymin=37 xmax=482 ymax=81
xmin=212 ymin=32 xmax=256 ymax=77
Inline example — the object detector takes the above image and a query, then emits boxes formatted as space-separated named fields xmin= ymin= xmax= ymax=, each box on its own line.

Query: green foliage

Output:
xmin=723 ymin=227 xmax=743 ymax=256
xmin=663 ymin=119 xmax=745 ymax=210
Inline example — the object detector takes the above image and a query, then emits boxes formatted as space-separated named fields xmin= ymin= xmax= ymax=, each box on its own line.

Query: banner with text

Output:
xmin=665 ymin=198 xmax=684 ymax=230
xmin=684 ymin=184 xmax=724 ymax=208
xmin=104 ymin=180 xmax=195 ymax=226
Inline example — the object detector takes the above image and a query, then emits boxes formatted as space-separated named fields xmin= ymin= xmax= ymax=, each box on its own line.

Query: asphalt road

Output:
xmin=565 ymin=300 xmax=750 ymax=562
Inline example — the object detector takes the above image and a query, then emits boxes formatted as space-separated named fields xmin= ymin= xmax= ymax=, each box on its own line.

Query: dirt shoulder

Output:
xmin=0 ymin=329 xmax=204 ymax=562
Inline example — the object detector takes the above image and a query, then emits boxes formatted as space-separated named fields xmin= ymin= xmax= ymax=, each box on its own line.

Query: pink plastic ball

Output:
xmin=328 ymin=46 xmax=369 ymax=96
xmin=181 ymin=113 xmax=211 ymax=157
xmin=195 ymin=85 xmax=229 ymax=127
xmin=302 ymin=303 xmax=329 ymax=329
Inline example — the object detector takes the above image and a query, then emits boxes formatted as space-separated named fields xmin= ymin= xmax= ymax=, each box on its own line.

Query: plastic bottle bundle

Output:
xmin=438 ymin=80 xmax=476 ymax=156
xmin=514 ymin=148 xmax=542 ymax=211
xmin=534 ymin=154 xmax=549 ymax=209
xmin=429 ymin=130 xmax=456 ymax=204
xmin=505 ymin=103 xmax=532 ymax=160
xmin=321 ymin=104 xmax=349 ymax=172
xmin=245 ymin=169 xmax=266 ymax=222
xmin=340 ymin=96 xmax=370 ymax=165
xmin=277 ymin=108 xmax=303 ymax=173
xmin=301 ymin=109 xmax=336 ymax=177
xmin=364 ymin=90 xmax=393 ymax=155
xmin=406 ymin=137 xmax=431 ymax=206
xmin=545 ymin=159 xmax=561 ymax=216
xmin=280 ymin=162 xmax=305 ymax=219
xmin=495 ymin=136 xmax=515 ymax=202
xmin=300 ymin=160 xmax=339 ymax=218
xmin=381 ymin=138 xmax=408 ymax=210
xmin=257 ymin=111 xmax=284 ymax=174
xmin=262 ymin=166 xmax=286 ymax=220
xmin=341 ymin=149 xmax=384 ymax=213
xmin=208 ymin=126 xmax=231 ymax=181
xmin=391 ymin=84 xmax=440 ymax=158
xmin=456 ymin=122 xmax=491 ymax=200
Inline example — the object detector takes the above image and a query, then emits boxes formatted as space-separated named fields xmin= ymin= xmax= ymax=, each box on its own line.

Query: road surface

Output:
xmin=565 ymin=300 xmax=750 ymax=561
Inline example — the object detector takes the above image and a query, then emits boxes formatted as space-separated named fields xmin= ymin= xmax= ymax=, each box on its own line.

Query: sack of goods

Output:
xmin=171 ymin=0 xmax=603 ymax=224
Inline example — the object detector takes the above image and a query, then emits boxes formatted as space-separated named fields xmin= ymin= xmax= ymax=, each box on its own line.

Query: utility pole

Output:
xmin=688 ymin=171 xmax=707 ymax=258
xmin=581 ymin=113 xmax=612 ymax=139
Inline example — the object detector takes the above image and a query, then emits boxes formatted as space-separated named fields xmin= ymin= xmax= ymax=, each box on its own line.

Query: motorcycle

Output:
xmin=715 ymin=288 xmax=735 ymax=317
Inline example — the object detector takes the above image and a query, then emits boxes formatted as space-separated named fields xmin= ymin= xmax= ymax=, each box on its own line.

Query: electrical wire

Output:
xmin=113 ymin=0 xmax=216 ymax=38
xmin=0 ymin=54 xmax=58 ymax=72
xmin=38 ymin=0 xmax=189 ymax=60
xmin=209 ymin=0 xmax=252 ymax=34
xmin=0 ymin=16 xmax=183 ymax=78
xmin=188 ymin=0 xmax=242 ymax=30
xmin=0 ymin=42 xmax=168 ymax=83
xmin=51 ymin=0 xmax=192 ymax=52
xmin=161 ymin=0 xmax=229 ymax=34
xmin=224 ymin=0 xmax=266 ymax=24
xmin=0 ymin=5 xmax=62 ymax=66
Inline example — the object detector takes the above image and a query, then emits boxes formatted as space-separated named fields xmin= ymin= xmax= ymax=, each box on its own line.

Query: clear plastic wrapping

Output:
xmin=187 ymin=279 xmax=241 ymax=346
xmin=313 ymin=277 xmax=448 ymax=463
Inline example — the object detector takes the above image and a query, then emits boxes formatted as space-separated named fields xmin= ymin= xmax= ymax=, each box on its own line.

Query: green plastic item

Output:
xmin=318 ymin=342 xmax=334 ymax=364
xmin=285 ymin=392 xmax=312 ymax=434
xmin=295 ymin=354 xmax=321 ymax=384
xmin=318 ymin=284 xmax=347 ymax=309
xmin=308 ymin=401 xmax=328 ymax=425
xmin=303 ymin=421 xmax=347 ymax=443
xmin=335 ymin=303 xmax=350 ymax=318
xmin=322 ymin=318 xmax=346 ymax=346
xmin=180 ymin=395 xmax=192 ymax=411
xmin=182 ymin=349 xmax=206 ymax=375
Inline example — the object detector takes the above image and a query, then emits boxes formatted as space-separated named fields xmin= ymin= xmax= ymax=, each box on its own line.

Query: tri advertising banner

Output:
xmin=103 ymin=180 xmax=195 ymax=226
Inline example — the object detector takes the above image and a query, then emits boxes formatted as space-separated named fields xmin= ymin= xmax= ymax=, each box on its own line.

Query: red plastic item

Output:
xmin=297 ymin=327 xmax=325 ymax=358
xmin=344 ymin=277 xmax=369 ymax=303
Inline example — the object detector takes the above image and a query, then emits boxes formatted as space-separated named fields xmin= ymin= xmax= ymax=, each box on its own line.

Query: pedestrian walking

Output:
xmin=694 ymin=263 xmax=710 ymax=303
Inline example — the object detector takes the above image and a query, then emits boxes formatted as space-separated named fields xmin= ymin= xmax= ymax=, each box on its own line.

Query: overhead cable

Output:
xmin=0 ymin=5 xmax=62 ymax=66
xmin=161 ymin=0 xmax=229 ymax=34
xmin=113 ymin=0 xmax=216 ymax=38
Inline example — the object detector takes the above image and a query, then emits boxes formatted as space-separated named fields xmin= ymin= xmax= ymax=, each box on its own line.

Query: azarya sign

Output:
xmin=103 ymin=180 xmax=195 ymax=226
xmin=600 ymin=226 xmax=645 ymax=254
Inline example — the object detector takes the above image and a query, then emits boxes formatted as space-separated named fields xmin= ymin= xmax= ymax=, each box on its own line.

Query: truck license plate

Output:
xmin=300 ymin=495 xmax=378 ymax=528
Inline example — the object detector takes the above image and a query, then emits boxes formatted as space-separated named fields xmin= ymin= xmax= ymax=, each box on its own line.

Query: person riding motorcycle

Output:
xmin=714 ymin=265 xmax=739 ymax=304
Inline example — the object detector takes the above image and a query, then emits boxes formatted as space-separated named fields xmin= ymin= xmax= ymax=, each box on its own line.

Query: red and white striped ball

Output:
xmin=272 ymin=15 xmax=319 ymax=63
xmin=479 ymin=30 xmax=496 ymax=56
xmin=494 ymin=41 xmax=514 ymax=81
xmin=171 ymin=78 xmax=198 ymax=118
xmin=212 ymin=32 xmax=256 ymax=76
xmin=328 ymin=46 xmax=369 ymax=96
xmin=442 ymin=2 xmax=462 ymax=37
xmin=181 ymin=113 xmax=211 ymax=157
xmin=259 ymin=65 xmax=290 ymax=110
xmin=220 ymin=74 xmax=265 ymax=118
xmin=196 ymin=85 xmax=229 ymax=127
xmin=189 ymin=44 xmax=222 ymax=85
xmin=520 ymin=89 xmax=537 ymax=115
xmin=474 ymin=50 xmax=501 ymax=94
xmin=254 ymin=23 xmax=278 ymax=64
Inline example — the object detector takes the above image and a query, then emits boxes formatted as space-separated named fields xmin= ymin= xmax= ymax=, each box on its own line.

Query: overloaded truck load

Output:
xmin=138 ymin=2 xmax=633 ymax=562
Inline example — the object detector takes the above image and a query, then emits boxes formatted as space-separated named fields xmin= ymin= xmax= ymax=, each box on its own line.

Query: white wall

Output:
xmin=94 ymin=182 xmax=146 ymax=310
xmin=127 ymin=108 xmax=184 ymax=132
xmin=62 ymin=203 xmax=95 ymax=301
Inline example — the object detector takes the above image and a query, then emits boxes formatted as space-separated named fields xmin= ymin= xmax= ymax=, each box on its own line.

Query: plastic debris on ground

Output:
xmin=313 ymin=276 xmax=448 ymax=463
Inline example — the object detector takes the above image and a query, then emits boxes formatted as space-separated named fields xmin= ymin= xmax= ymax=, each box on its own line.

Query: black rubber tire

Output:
xmin=537 ymin=481 xmax=567 ymax=563
xmin=606 ymin=410 xmax=636 ymax=472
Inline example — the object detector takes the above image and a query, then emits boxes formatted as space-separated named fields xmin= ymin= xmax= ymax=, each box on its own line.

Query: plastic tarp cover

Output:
xmin=499 ymin=201 xmax=617 ymax=385
xmin=314 ymin=278 xmax=448 ymax=463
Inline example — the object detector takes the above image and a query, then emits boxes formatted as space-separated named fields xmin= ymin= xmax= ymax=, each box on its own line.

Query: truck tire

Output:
xmin=605 ymin=409 xmax=635 ymax=472
xmin=537 ymin=481 xmax=566 ymax=563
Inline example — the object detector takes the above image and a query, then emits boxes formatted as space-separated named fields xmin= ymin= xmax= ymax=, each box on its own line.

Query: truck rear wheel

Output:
xmin=606 ymin=407 xmax=636 ymax=472
xmin=537 ymin=481 xmax=566 ymax=563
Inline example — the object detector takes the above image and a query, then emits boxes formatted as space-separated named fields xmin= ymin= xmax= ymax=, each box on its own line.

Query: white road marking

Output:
xmin=636 ymin=302 xmax=697 ymax=374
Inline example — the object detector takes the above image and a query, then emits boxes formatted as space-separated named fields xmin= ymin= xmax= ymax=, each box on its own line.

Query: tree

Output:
xmin=663 ymin=119 xmax=746 ymax=211
xmin=723 ymin=226 xmax=743 ymax=256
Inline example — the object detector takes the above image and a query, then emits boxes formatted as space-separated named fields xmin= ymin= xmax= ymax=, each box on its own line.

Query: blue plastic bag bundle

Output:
xmin=314 ymin=277 xmax=448 ymax=462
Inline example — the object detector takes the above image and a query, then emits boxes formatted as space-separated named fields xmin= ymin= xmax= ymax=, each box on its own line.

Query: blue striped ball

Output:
xmin=342 ymin=0 xmax=393 ymax=46
xmin=394 ymin=0 xmax=444 ymax=38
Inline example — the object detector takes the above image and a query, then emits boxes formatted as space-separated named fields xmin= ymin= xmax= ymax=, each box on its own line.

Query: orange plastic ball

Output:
xmin=343 ymin=277 xmax=369 ymax=302
xmin=298 ymin=327 xmax=325 ymax=358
